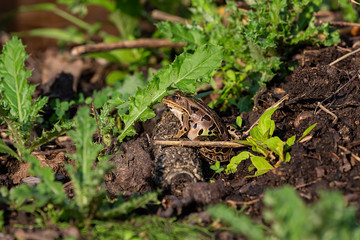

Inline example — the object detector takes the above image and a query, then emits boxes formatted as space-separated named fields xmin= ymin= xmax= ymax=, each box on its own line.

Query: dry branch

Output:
xmin=71 ymin=38 xmax=185 ymax=56
xmin=151 ymin=10 xmax=189 ymax=24
xmin=153 ymin=140 xmax=246 ymax=148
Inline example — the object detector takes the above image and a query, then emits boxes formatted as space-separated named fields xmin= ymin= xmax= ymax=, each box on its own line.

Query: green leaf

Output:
xmin=18 ymin=3 xmax=56 ymax=11
xmin=157 ymin=21 xmax=206 ymax=50
xmin=297 ymin=123 xmax=317 ymax=143
xmin=250 ymin=156 xmax=274 ymax=175
xmin=225 ymin=151 xmax=252 ymax=174
xmin=24 ymin=150 xmax=67 ymax=205
xmin=67 ymin=107 xmax=111 ymax=217
xmin=0 ymin=36 xmax=33 ymax=123
xmin=285 ymin=152 xmax=291 ymax=162
xmin=236 ymin=116 xmax=243 ymax=128
xmin=118 ymin=44 xmax=223 ymax=141
xmin=256 ymin=107 xmax=278 ymax=140
xmin=207 ymin=204 xmax=266 ymax=240
xmin=0 ymin=138 xmax=19 ymax=160
xmin=264 ymin=136 xmax=284 ymax=161
xmin=20 ymin=27 xmax=84 ymax=44
xmin=97 ymin=192 xmax=158 ymax=218
xmin=284 ymin=135 xmax=296 ymax=151
xmin=30 ymin=121 xmax=73 ymax=152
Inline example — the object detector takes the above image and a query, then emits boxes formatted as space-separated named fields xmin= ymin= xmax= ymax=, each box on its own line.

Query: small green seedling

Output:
xmin=225 ymin=107 xmax=317 ymax=176
xmin=210 ymin=161 xmax=225 ymax=182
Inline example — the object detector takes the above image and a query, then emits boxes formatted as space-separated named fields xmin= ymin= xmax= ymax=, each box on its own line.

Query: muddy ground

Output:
xmin=1 ymin=27 xmax=360 ymax=240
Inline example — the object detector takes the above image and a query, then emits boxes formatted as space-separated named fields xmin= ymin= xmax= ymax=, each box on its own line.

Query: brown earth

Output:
xmin=103 ymin=45 xmax=360 ymax=220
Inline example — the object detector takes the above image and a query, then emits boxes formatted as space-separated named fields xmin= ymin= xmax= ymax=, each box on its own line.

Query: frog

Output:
xmin=161 ymin=91 xmax=233 ymax=162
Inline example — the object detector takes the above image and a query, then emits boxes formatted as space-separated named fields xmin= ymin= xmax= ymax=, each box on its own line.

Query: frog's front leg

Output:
xmin=169 ymin=108 xmax=190 ymax=138
xmin=173 ymin=114 xmax=190 ymax=138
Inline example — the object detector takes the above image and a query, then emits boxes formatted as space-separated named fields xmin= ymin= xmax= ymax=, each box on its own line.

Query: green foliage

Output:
xmin=208 ymin=186 xmax=360 ymax=240
xmin=322 ymin=0 xmax=359 ymax=22
xmin=207 ymin=204 xmax=266 ymax=240
xmin=0 ymin=210 xmax=4 ymax=231
xmin=0 ymin=37 xmax=52 ymax=156
xmin=0 ymin=107 xmax=158 ymax=230
xmin=226 ymin=107 xmax=316 ymax=176
xmin=158 ymin=0 xmax=340 ymax=110
xmin=118 ymin=44 xmax=223 ymax=141
xmin=14 ymin=1 xmax=148 ymax=66
xmin=66 ymin=107 xmax=109 ymax=218
xmin=92 ymin=216 xmax=213 ymax=239
xmin=8 ymin=149 xmax=68 ymax=212
xmin=210 ymin=161 xmax=224 ymax=181
xmin=0 ymin=37 xmax=73 ymax=157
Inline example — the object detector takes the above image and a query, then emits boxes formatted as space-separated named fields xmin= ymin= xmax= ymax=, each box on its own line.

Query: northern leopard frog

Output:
xmin=162 ymin=91 xmax=233 ymax=162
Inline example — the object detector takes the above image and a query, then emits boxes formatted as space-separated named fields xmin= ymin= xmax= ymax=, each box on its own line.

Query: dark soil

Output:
xmin=103 ymin=45 xmax=360 ymax=220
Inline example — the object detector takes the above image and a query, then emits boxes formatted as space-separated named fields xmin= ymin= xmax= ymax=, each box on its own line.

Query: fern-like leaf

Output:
xmin=30 ymin=121 xmax=73 ymax=151
xmin=118 ymin=44 xmax=223 ymax=141
xmin=0 ymin=37 xmax=32 ymax=123
xmin=66 ymin=107 xmax=110 ymax=217
xmin=0 ymin=139 xmax=19 ymax=160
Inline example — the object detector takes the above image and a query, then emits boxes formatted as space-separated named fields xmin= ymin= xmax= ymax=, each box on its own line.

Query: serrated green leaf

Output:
xmin=207 ymin=204 xmax=266 ymax=240
xmin=67 ymin=107 xmax=111 ymax=217
xmin=30 ymin=121 xmax=73 ymax=151
xmin=118 ymin=44 xmax=223 ymax=141
xmin=225 ymin=151 xmax=252 ymax=174
xmin=0 ymin=36 xmax=32 ymax=123
xmin=0 ymin=138 xmax=19 ymax=160
xmin=97 ymin=192 xmax=158 ymax=218
xmin=157 ymin=21 xmax=206 ymax=49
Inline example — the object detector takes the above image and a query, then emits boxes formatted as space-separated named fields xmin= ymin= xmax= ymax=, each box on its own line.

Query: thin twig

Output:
xmin=151 ymin=10 xmax=189 ymax=24
xmin=316 ymin=102 xmax=338 ymax=124
xmin=91 ymin=102 xmax=101 ymax=144
xmin=71 ymin=38 xmax=185 ymax=56
xmin=329 ymin=47 xmax=360 ymax=66
xmin=153 ymin=140 xmax=246 ymax=148
xmin=351 ymin=0 xmax=360 ymax=6
xmin=243 ymin=94 xmax=289 ymax=137
xmin=314 ymin=71 xmax=360 ymax=113
xmin=322 ymin=20 xmax=360 ymax=27
xmin=339 ymin=145 xmax=360 ymax=162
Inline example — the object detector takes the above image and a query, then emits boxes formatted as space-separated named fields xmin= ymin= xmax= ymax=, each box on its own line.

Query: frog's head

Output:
xmin=162 ymin=91 xmax=189 ymax=111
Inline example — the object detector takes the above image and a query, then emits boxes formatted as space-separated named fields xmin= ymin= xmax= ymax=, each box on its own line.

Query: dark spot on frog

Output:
xmin=198 ymin=129 xmax=204 ymax=135
xmin=219 ymin=127 xmax=225 ymax=134
xmin=216 ymin=156 xmax=221 ymax=161
xmin=190 ymin=106 xmax=199 ymax=112
xmin=209 ymin=124 xmax=216 ymax=131
xmin=201 ymin=115 xmax=211 ymax=121
xmin=193 ymin=123 xmax=198 ymax=129
xmin=181 ymin=115 xmax=184 ymax=122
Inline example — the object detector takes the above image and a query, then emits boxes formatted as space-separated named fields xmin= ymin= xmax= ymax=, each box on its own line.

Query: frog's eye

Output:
xmin=172 ymin=95 xmax=180 ymax=100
